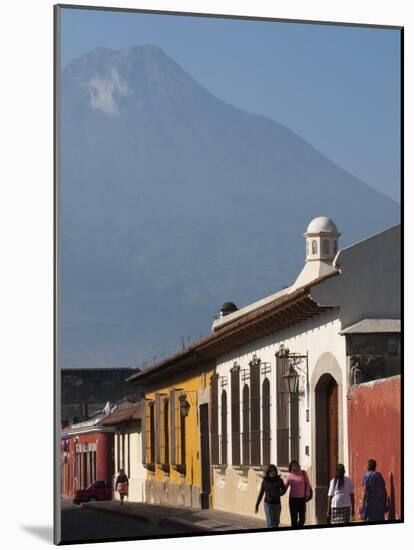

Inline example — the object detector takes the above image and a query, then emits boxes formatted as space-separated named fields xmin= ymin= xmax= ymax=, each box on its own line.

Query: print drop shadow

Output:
xmin=20 ymin=525 xmax=53 ymax=543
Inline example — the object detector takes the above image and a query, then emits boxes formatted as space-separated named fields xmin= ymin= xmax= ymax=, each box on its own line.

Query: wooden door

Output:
xmin=327 ymin=379 xmax=338 ymax=480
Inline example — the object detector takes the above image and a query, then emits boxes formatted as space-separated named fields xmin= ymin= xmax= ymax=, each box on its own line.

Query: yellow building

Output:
xmin=128 ymin=352 xmax=215 ymax=509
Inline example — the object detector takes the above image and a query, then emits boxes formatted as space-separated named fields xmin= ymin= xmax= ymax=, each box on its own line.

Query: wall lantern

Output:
xmin=280 ymin=350 xmax=310 ymax=422
xmin=180 ymin=398 xmax=190 ymax=417
xmin=282 ymin=364 xmax=300 ymax=394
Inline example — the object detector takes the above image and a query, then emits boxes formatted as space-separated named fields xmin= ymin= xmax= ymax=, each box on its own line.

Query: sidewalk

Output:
xmin=81 ymin=500 xmax=280 ymax=533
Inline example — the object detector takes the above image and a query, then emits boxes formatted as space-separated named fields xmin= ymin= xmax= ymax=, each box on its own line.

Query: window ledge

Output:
xmin=233 ymin=465 xmax=250 ymax=475
xmin=172 ymin=464 xmax=186 ymax=476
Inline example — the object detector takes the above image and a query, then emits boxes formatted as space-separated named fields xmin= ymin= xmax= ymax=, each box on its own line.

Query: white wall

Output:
xmin=114 ymin=427 xmax=146 ymax=502
xmin=213 ymin=308 xmax=347 ymax=522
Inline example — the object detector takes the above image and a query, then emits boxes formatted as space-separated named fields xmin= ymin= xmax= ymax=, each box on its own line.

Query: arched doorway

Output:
xmin=314 ymin=373 xmax=339 ymax=524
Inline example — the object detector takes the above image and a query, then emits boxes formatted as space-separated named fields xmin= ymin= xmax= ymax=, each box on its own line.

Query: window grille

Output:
xmin=276 ymin=354 xmax=289 ymax=467
xmin=220 ymin=390 xmax=228 ymax=465
xmin=210 ymin=374 xmax=220 ymax=465
xmin=250 ymin=358 xmax=261 ymax=466
xmin=262 ymin=377 xmax=271 ymax=466
xmin=242 ymin=384 xmax=250 ymax=465
xmin=231 ymin=365 xmax=241 ymax=466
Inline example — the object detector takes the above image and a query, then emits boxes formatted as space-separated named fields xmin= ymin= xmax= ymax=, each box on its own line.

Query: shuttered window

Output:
xmin=159 ymin=395 xmax=165 ymax=465
xmin=149 ymin=402 xmax=155 ymax=464
xmin=210 ymin=374 xmax=219 ymax=465
xmin=164 ymin=399 xmax=169 ymax=465
xmin=170 ymin=390 xmax=176 ymax=465
xmin=142 ymin=412 xmax=147 ymax=464
xmin=262 ymin=378 xmax=271 ymax=466
xmin=155 ymin=394 xmax=161 ymax=464
xmin=220 ymin=390 xmax=228 ymax=465
xmin=242 ymin=384 xmax=250 ymax=465
xmin=250 ymin=359 xmax=261 ymax=466
xmin=231 ymin=365 xmax=241 ymax=466
xmin=276 ymin=354 xmax=289 ymax=467
xmin=179 ymin=399 xmax=186 ymax=467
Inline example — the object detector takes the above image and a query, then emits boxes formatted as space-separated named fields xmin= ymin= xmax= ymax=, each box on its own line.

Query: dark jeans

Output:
xmin=289 ymin=497 xmax=306 ymax=527
xmin=264 ymin=502 xmax=281 ymax=528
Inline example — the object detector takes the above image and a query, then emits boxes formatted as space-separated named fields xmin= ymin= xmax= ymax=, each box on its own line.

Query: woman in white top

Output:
xmin=327 ymin=464 xmax=355 ymax=524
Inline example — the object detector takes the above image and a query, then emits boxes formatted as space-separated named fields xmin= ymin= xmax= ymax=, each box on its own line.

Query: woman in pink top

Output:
xmin=285 ymin=460 xmax=310 ymax=527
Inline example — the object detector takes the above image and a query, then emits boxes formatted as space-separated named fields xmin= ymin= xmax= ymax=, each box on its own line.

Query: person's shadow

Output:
xmin=21 ymin=526 xmax=53 ymax=543
xmin=387 ymin=472 xmax=396 ymax=521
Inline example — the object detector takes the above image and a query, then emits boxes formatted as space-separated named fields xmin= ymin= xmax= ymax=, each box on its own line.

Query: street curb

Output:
xmin=80 ymin=503 xmax=152 ymax=525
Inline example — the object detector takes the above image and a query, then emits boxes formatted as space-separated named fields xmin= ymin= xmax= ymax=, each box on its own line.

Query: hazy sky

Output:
xmin=60 ymin=7 xmax=401 ymax=202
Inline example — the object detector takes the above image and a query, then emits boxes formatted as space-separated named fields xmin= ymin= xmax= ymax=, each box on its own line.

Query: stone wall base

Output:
xmin=145 ymin=478 xmax=201 ymax=509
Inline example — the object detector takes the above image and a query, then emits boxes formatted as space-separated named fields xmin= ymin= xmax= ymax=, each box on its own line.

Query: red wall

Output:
xmin=62 ymin=431 xmax=114 ymax=497
xmin=348 ymin=376 xmax=401 ymax=520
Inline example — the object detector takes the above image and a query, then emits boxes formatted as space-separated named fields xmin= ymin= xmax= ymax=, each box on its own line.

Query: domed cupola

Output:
xmin=218 ymin=302 xmax=238 ymax=318
xmin=292 ymin=216 xmax=340 ymax=290
xmin=305 ymin=216 xmax=340 ymax=263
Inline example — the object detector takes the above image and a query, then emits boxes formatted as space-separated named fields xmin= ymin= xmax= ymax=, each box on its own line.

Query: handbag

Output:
xmin=302 ymin=470 xmax=313 ymax=502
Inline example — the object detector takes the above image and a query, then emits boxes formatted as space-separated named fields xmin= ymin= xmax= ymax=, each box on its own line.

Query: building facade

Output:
xmin=129 ymin=359 xmax=216 ymax=509
xmin=210 ymin=220 xmax=400 ymax=525
xmin=100 ymin=402 xmax=147 ymax=502
xmin=126 ymin=218 xmax=400 ymax=524
xmin=61 ymin=418 xmax=115 ymax=498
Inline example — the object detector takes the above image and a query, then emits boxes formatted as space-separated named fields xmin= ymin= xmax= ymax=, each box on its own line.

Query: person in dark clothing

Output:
xmin=255 ymin=464 xmax=287 ymax=528
xmin=360 ymin=458 xmax=388 ymax=521
xmin=115 ymin=469 xmax=129 ymax=505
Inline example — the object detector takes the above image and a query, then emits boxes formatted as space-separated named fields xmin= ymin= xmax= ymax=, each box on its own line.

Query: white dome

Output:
xmin=306 ymin=216 xmax=339 ymax=235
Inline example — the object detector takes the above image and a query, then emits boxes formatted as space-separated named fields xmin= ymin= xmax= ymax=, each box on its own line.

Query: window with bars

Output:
xmin=250 ymin=358 xmax=261 ymax=466
xmin=276 ymin=353 xmax=289 ymax=467
xmin=220 ymin=390 xmax=228 ymax=465
xmin=262 ymin=377 xmax=271 ymax=466
xmin=242 ymin=384 xmax=250 ymax=466
xmin=210 ymin=374 xmax=220 ymax=465
xmin=290 ymin=391 xmax=300 ymax=461
xmin=231 ymin=365 xmax=241 ymax=466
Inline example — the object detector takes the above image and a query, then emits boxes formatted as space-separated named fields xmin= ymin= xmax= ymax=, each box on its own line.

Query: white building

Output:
xmin=209 ymin=218 xmax=400 ymax=525
xmin=100 ymin=400 xmax=147 ymax=503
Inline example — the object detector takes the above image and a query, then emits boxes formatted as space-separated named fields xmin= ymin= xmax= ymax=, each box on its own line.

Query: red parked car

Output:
xmin=73 ymin=480 xmax=113 ymax=504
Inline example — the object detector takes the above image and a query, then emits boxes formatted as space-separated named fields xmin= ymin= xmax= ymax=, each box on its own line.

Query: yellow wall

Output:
xmin=145 ymin=369 xmax=213 ymax=488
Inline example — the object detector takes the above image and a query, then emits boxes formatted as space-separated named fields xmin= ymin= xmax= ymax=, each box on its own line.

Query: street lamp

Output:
xmin=281 ymin=352 xmax=310 ymax=422
xmin=180 ymin=398 xmax=190 ymax=417
xmin=282 ymin=363 xmax=300 ymax=394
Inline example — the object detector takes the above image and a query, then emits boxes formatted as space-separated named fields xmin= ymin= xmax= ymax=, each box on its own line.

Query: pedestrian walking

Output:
xmin=285 ymin=460 xmax=311 ymax=528
xmin=115 ymin=468 xmax=129 ymax=505
xmin=359 ymin=459 xmax=388 ymax=522
xmin=327 ymin=464 xmax=355 ymax=524
xmin=255 ymin=464 xmax=287 ymax=528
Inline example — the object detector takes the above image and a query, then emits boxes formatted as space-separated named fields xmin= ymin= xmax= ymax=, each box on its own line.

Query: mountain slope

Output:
xmin=60 ymin=44 xmax=400 ymax=368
